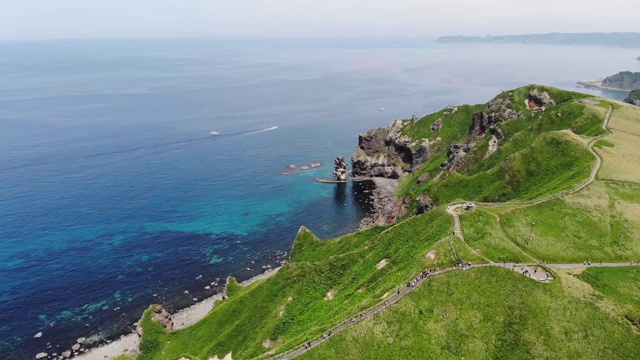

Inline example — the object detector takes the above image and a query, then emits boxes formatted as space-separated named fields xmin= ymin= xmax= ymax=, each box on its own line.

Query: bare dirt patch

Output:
xmin=426 ymin=250 xmax=437 ymax=260
xmin=376 ymin=258 xmax=388 ymax=270
xmin=324 ymin=290 xmax=335 ymax=301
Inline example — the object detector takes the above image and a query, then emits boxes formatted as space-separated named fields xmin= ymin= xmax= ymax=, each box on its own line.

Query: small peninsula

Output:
xmin=625 ymin=89 xmax=640 ymax=106
xmin=436 ymin=32 xmax=640 ymax=48
xmin=577 ymin=71 xmax=640 ymax=91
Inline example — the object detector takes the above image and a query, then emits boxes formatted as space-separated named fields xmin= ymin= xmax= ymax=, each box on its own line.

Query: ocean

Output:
xmin=0 ymin=39 xmax=637 ymax=359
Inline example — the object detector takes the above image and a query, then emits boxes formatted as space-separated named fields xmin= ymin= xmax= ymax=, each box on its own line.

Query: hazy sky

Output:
xmin=0 ymin=0 xmax=637 ymax=42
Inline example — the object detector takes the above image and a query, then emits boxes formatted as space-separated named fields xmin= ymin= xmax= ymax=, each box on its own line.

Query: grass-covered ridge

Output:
xmin=133 ymin=86 xmax=640 ymax=360
xmin=138 ymin=210 xmax=453 ymax=359
xmin=299 ymin=267 xmax=640 ymax=360
xmin=398 ymin=85 xmax=606 ymax=204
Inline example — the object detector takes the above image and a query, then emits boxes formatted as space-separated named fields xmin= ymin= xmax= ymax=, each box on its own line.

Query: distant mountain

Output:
xmin=601 ymin=71 xmax=640 ymax=90
xmin=577 ymin=71 xmax=640 ymax=91
xmin=436 ymin=32 xmax=640 ymax=48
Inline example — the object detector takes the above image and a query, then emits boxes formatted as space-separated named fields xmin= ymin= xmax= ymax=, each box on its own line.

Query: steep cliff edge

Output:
xmin=351 ymin=119 xmax=429 ymax=229
xmin=352 ymin=85 xmax=606 ymax=229
xmin=601 ymin=71 xmax=640 ymax=90
xmin=625 ymin=89 xmax=640 ymax=106
xmin=351 ymin=119 xmax=429 ymax=179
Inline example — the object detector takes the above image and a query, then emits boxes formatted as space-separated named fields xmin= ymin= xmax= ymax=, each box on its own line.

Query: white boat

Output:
xmin=379 ymin=107 xmax=385 ymax=112
xmin=210 ymin=131 xmax=220 ymax=136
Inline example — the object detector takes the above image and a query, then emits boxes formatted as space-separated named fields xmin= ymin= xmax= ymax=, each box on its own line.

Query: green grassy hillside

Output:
xmin=399 ymin=85 xmax=607 ymax=204
xmin=133 ymin=86 xmax=640 ymax=360
xmin=299 ymin=267 xmax=640 ymax=360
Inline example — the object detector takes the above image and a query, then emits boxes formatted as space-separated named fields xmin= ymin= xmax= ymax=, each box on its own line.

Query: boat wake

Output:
xmin=3 ymin=126 xmax=278 ymax=171
xmin=219 ymin=126 xmax=278 ymax=136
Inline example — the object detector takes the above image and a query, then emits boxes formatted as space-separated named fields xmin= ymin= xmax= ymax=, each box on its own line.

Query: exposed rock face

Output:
xmin=416 ymin=195 xmax=436 ymax=214
xmin=469 ymin=97 xmax=522 ymax=137
xmin=526 ymin=88 xmax=555 ymax=110
xmin=441 ymin=143 xmax=472 ymax=171
xmin=624 ymin=89 xmax=640 ymax=106
xmin=333 ymin=156 xmax=348 ymax=182
xmin=352 ymin=119 xmax=430 ymax=178
xmin=431 ymin=118 xmax=443 ymax=131
xmin=138 ymin=305 xmax=174 ymax=336
xmin=601 ymin=71 xmax=640 ymax=90
xmin=358 ymin=178 xmax=408 ymax=230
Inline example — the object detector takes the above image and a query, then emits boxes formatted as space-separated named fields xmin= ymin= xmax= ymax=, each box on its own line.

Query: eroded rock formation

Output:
xmin=416 ymin=195 xmax=436 ymax=214
xmin=526 ymin=88 xmax=555 ymax=111
xmin=469 ymin=97 xmax=522 ymax=137
xmin=333 ymin=156 xmax=348 ymax=182
xmin=137 ymin=305 xmax=173 ymax=336
xmin=352 ymin=119 xmax=430 ymax=178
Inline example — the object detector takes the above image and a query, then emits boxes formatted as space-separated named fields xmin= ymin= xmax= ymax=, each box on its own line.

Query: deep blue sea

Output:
xmin=0 ymin=39 xmax=637 ymax=359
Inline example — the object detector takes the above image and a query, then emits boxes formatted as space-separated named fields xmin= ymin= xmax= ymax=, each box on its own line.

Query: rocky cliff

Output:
xmin=601 ymin=71 xmax=640 ymax=90
xmin=352 ymin=118 xmax=431 ymax=229
xmin=625 ymin=89 xmax=640 ymax=106
xmin=352 ymin=87 xmax=559 ymax=229
xmin=352 ymin=119 xmax=429 ymax=179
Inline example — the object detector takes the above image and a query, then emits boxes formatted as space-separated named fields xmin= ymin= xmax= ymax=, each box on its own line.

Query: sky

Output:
xmin=0 ymin=0 xmax=637 ymax=42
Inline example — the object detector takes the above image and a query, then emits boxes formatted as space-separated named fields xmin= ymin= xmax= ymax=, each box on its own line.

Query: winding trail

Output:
xmin=272 ymin=105 xmax=621 ymax=360
xmin=275 ymin=262 xmax=638 ymax=360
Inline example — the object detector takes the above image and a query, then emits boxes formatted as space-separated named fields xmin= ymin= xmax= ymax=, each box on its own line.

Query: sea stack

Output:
xmin=332 ymin=156 xmax=348 ymax=182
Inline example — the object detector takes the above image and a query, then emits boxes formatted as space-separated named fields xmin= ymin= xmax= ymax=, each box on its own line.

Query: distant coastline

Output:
xmin=436 ymin=32 xmax=640 ymax=48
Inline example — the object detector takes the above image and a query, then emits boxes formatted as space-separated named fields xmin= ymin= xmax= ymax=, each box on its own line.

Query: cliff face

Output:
xmin=625 ymin=89 xmax=640 ymax=106
xmin=351 ymin=119 xmax=429 ymax=179
xmin=601 ymin=71 xmax=640 ymax=90
xmin=351 ymin=119 xmax=430 ymax=229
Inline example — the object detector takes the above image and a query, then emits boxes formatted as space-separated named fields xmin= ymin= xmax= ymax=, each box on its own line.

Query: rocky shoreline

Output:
xmin=67 ymin=267 xmax=283 ymax=360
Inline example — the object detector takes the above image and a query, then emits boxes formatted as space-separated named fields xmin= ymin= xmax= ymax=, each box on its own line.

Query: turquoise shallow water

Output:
xmin=0 ymin=39 xmax=637 ymax=358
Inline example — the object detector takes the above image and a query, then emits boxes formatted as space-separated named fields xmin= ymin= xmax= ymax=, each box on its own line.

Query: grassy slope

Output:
xmin=138 ymin=210 xmax=453 ymax=359
xmin=136 ymin=87 xmax=640 ymax=359
xmin=498 ymin=182 xmax=640 ymax=263
xmin=399 ymin=85 xmax=606 ymax=204
xmin=300 ymin=267 xmax=640 ymax=360
xmin=578 ymin=267 xmax=640 ymax=324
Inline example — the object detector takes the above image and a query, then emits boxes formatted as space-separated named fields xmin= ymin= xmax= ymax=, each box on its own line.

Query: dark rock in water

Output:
xmin=416 ymin=195 xmax=436 ymax=214
xmin=526 ymin=88 xmax=555 ymax=111
xmin=332 ymin=156 xmax=348 ymax=182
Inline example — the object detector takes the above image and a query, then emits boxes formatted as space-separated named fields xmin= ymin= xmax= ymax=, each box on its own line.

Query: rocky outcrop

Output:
xmin=138 ymin=305 xmax=173 ymax=336
xmin=624 ymin=89 xmax=640 ymax=106
xmin=358 ymin=178 xmax=408 ymax=230
xmin=441 ymin=143 xmax=472 ymax=171
xmin=332 ymin=156 xmax=348 ymax=182
xmin=430 ymin=118 xmax=443 ymax=131
xmin=352 ymin=119 xmax=430 ymax=178
xmin=526 ymin=88 xmax=555 ymax=111
xmin=469 ymin=97 xmax=522 ymax=137
xmin=601 ymin=71 xmax=640 ymax=90
xmin=416 ymin=195 xmax=436 ymax=214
